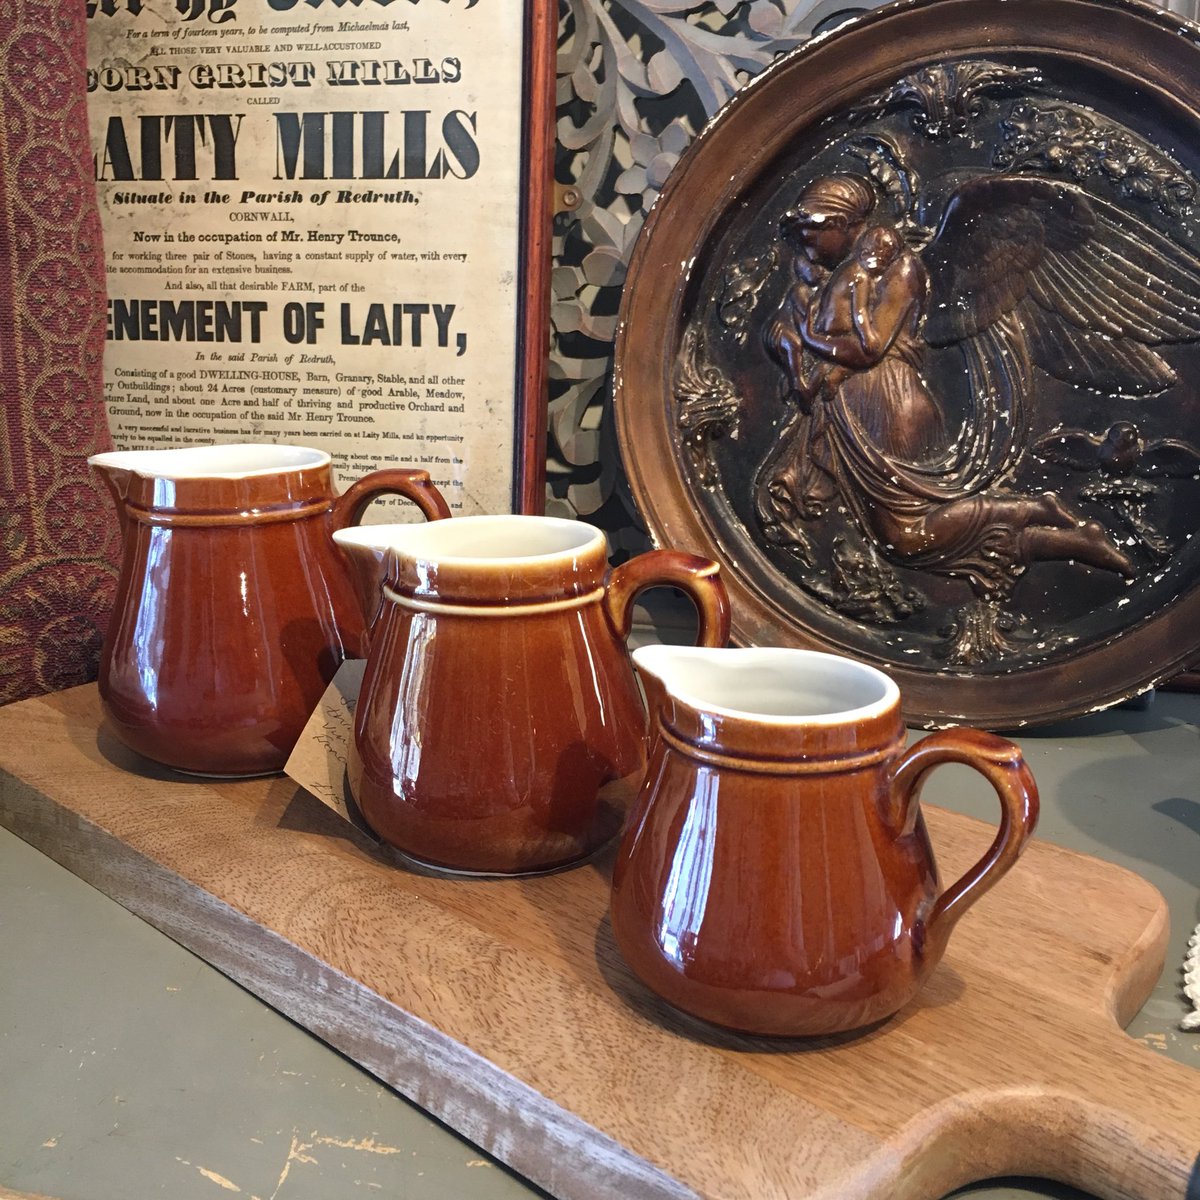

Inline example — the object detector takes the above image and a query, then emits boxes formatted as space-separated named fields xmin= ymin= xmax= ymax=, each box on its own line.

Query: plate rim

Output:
xmin=613 ymin=0 xmax=1200 ymax=727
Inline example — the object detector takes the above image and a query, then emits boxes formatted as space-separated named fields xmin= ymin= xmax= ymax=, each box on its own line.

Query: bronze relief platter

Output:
xmin=614 ymin=0 xmax=1200 ymax=727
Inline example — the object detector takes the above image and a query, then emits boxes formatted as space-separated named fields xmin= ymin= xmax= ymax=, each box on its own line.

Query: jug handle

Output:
xmin=603 ymin=550 xmax=730 ymax=648
xmin=888 ymin=728 xmax=1039 ymax=952
xmin=329 ymin=469 xmax=452 ymax=530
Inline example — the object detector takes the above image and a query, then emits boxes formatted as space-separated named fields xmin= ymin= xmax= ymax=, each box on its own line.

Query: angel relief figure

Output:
xmin=754 ymin=168 xmax=1200 ymax=662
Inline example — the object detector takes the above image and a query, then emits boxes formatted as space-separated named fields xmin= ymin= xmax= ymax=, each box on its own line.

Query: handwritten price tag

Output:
xmin=284 ymin=658 xmax=377 ymax=839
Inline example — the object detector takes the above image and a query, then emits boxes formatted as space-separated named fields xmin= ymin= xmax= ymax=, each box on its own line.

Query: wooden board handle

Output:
xmin=1054 ymin=1031 xmax=1200 ymax=1200
xmin=877 ymin=1027 xmax=1200 ymax=1200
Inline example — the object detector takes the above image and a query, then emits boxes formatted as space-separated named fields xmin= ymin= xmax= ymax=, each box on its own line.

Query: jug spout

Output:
xmin=631 ymin=643 xmax=758 ymax=727
xmin=331 ymin=525 xmax=399 ymax=633
xmin=87 ymin=451 xmax=137 ymax=532
xmin=630 ymin=643 xmax=683 ymax=732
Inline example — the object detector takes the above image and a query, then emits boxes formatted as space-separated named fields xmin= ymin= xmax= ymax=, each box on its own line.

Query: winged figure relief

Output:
xmin=754 ymin=159 xmax=1200 ymax=662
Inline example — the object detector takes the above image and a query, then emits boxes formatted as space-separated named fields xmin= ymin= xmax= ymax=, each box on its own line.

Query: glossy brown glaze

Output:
xmin=92 ymin=445 xmax=449 ymax=776
xmin=336 ymin=517 xmax=730 ymax=875
xmin=610 ymin=646 xmax=1038 ymax=1036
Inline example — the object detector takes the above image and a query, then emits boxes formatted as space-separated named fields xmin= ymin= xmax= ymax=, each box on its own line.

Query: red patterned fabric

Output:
xmin=0 ymin=0 xmax=119 ymax=704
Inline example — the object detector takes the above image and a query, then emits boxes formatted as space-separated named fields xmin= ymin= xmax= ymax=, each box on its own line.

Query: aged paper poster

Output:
xmin=87 ymin=0 xmax=526 ymax=517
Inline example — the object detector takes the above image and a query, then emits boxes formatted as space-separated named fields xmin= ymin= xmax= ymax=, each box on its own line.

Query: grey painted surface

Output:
xmin=0 ymin=821 xmax=547 ymax=1200
xmin=0 ymin=686 xmax=1196 ymax=1200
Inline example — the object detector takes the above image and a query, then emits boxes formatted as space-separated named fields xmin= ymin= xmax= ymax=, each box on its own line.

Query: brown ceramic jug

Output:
xmin=90 ymin=444 xmax=449 ymax=776
xmin=333 ymin=515 xmax=731 ymax=875
xmin=611 ymin=645 xmax=1039 ymax=1036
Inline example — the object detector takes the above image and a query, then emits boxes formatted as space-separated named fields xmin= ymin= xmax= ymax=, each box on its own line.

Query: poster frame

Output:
xmin=510 ymin=0 xmax=555 ymax=514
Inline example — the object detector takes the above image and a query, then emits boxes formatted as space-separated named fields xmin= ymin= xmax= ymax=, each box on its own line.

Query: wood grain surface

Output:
xmin=0 ymin=686 xmax=1196 ymax=1200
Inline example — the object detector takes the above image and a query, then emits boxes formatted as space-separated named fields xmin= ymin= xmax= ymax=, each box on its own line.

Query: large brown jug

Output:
xmin=334 ymin=514 xmax=731 ymax=875
xmin=611 ymin=645 xmax=1039 ymax=1036
xmin=90 ymin=444 xmax=448 ymax=776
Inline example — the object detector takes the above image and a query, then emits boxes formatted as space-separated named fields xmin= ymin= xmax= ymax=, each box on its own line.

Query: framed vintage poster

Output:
xmin=86 ymin=0 xmax=554 ymax=516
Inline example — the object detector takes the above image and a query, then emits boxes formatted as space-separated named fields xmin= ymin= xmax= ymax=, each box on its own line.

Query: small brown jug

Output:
xmin=334 ymin=514 xmax=731 ymax=875
xmin=90 ymin=444 xmax=448 ymax=776
xmin=611 ymin=645 xmax=1039 ymax=1036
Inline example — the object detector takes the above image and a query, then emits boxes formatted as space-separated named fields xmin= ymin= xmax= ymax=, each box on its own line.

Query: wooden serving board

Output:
xmin=0 ymin=685 xmax=1196 ymax=1200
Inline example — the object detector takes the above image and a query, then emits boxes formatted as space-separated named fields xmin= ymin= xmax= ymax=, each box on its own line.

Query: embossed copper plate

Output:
xmin=614 ymin=0 xmax=1200 ymax=727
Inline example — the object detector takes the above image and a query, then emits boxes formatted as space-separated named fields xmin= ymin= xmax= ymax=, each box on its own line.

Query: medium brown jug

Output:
xmin=91 ymin=444 xmax=449 ymax=776
xmin=611 ymin=645 xmax=1039 ymax=1036
xmin=334 ymin=515 xmax=731 ymax=875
